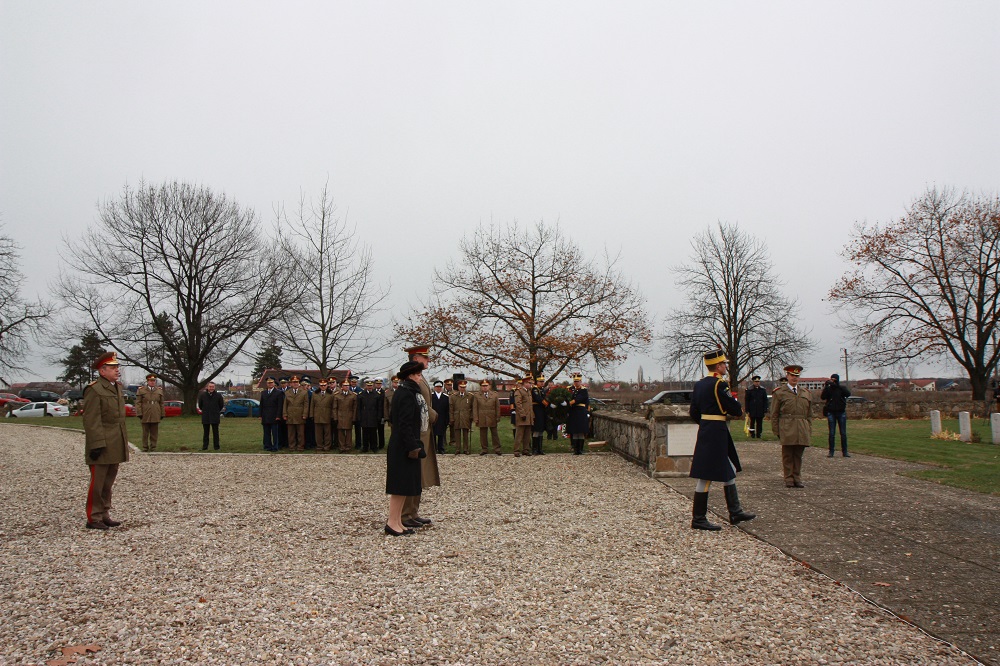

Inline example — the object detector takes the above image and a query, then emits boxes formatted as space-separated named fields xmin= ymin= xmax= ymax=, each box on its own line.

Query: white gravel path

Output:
xmin=0 ymin=424 xmax=975 ymax=665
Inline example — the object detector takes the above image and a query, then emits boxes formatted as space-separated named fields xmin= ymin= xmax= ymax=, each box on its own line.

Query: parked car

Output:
xmin=0 ymin=393 xmax=30 ymax=409
xmin=61 ymin=389 xmax=85 ymax=402
xmin=642 ymin=390 xmax=694 ymax=406
xmin=125 ymin=403 xmax=136 ymax=417
xmin=223 ymin=398 xmax=260 ymax=418
xmin=498 ymin=396 xmax=512 ymax=417
xmin=164 ymin=401 xmax=184 ymax=417
xmin=7 ymin=401 xmax=70 ymax=417
xmin=18 ymin=389 xmax=63 ymax=403
xmin=846 ymin=396 xmax=870 ymax=404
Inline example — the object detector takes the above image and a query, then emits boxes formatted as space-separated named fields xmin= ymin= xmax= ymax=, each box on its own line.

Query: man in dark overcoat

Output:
xmin=689 ymin=349 xmax=755 ymax=531
xmin=358 ymin=379 xmax=383 ymax=453
xmin=259 ymin=377 xmax=284 ymax=452
xmin=744 ymin=375 xmax=769 ymax=440
xmin=198 ymin=382 xmax=225 ymax=451
xmin=83 ymin=351 xmax=129 ymax=530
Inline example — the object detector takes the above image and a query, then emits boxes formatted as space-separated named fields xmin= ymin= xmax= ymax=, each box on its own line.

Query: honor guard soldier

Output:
xmin=771 ymin=364 xmax=813 ymax=487
xmin=135 ymin=372 xmax=165 ymax=452
xmin=83 ymin=352 xmax=128 ymax=530
xmin=689 ymin=349 xmax=755 ymax=530
xmin=513 ymin=374 xmax=535 ymax=456
xmin=449 ymin=380 xmax=474 ymax=454
xmin=567 ymin=373 xmax=590 ymax=454
xmin=530 ymin=376 xmax=549 ymax=455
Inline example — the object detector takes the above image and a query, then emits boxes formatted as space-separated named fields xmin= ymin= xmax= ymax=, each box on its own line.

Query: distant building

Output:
xmin=911 ymin=379 xmax=937 ymax=392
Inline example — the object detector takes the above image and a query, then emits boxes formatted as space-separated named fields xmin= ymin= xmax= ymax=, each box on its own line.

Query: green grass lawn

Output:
xmin=3 ymin=415 xmax=576 ymax=454
xmin=732 ymin=418 xmax=1000 ymax=496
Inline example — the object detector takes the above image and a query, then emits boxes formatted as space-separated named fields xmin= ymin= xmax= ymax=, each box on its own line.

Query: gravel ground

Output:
xmin=0 ymin=424 xmax=976 ymax=665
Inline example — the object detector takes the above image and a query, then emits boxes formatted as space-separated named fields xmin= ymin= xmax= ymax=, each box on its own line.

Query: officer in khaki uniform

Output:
xmin=513 ymin=375 xmax=535 ymax=456
xmin=283 ymin=376 xmax=309 ymax=451
xmin=770 ymin=364 xmax=813 ymax=488
xmin=334 ymin=380 xmax=358 ymax=452
xmin=83 ymin=352 xmax=129 ymax=530
xmin=310 ymin=379 xmax=335 ymax=451
xmin=135 ymin=372 xmax=165 ymax=452
xmin=449 ymin=380 xmax=474 ymax=454
xmin=401 ymin=344 xmax=438 ymax=528
xmin=474 ymin=380 xmax=502 ymax=455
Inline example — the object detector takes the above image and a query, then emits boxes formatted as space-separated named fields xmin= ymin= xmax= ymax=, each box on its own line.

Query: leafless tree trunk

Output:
xmin=56 ymin=181 xmax=300 ymax=413
xmin=271 ymin=183 xmax=391 ymax=376
xmin=662 ymin=222 xmax=814 ymax=385
xmin=829 ymin=188 xmax=1000 ymax=399
xmin=0 ymin=224 xmax=50 ymax=382
xmin=397 ymin=220 xmax=651 ymax=380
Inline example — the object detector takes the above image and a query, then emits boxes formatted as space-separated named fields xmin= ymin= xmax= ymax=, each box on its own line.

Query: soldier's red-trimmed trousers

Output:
xmin=87 ymin=463 xmax=119 ymax=524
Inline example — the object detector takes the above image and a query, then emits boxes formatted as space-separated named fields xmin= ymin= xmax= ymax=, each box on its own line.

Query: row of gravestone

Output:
xmin=929 ymin=410 xmax=1000 ymax=443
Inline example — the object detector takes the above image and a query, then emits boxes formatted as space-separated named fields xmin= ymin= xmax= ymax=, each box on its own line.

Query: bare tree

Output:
xmin=829 ymin=187 xmax=1000 ymax=399
xmin=271 ymin=183 xmax=391 ymax=375
xmin=56 ymin=180 xmax=300 ymax=412
xmin=396 ymin=220 xmax=652 ymax=380
xmin=662 ymin=222 xmax=814 ymax=385
xmin=0 ymin=224 xmax=51 ymax=381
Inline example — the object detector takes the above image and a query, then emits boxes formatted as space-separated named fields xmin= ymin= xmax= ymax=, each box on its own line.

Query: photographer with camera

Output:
xmin=820 ymin=373 xmax=852 ymax=458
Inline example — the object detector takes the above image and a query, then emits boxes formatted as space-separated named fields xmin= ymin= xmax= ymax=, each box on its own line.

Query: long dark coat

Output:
xmin=566 ymin=386 xmax=590 ymax=435
xmin=357 ymin=389 xmax=383 ymax=428
xmin=531 ymin=387 xmax=548 ymax=431
xmin=385 ymin=379 xmax=425 ymax=497
xmin=744 ymin=386 xmax=769 ymax=418
xmin=431 ymin=391 xmax=450 ymax=435
xmin=689 ymin=374 xmax=744 ymax=482
xmin=198 ymin=390 xmax=225 ymax=425
xmin=259 ymin=388 xmax=284 ymax=424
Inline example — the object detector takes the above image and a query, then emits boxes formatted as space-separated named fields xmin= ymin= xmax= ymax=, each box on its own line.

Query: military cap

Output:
xmin=375 ymin=378 xmax=383 ymax=384
xmin=301 ymin=377 xmax=311 ymax=385
xmin=433 ymin=380 xmax=443 ymax=387
xmin=783 ymin=364 xmax=803 ymax=376
xmin=458 ymin=380 xmax=467 ymax=387
xmin=341 ymin=379 xmax=351 ymax=387
xmin=280 ymin=377 xmax=289 ymax=383
xmin=92 ymin=351 xmax=120 ymax=370
xmin=290 ymin=375 xmax=300 ymax=382
xmin=703 ymin=349 xmax=727 ymax=366
xmin=365 ymin=379 xmax=374 ymax=386
xmin=536 ymin=376 xmax=545 ymax=382
xmin=146 ymin=372 xmax=157 ymax=380
xmin=751 ymin=375 xmax=761 ymax=381
xmin=522 ymin=374 xmax=533 ymax=382
xmin=480 ymin=380 xmax=490 ymax=387
xmin=779 ymin=377 xmax=788 ymax=384
xmin=404 ymin=344 xmax=431 ymax=357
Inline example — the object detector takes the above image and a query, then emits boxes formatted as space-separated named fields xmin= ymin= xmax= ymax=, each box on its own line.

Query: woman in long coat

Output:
xmin=385 ymin=361 xmax=427 ymax=536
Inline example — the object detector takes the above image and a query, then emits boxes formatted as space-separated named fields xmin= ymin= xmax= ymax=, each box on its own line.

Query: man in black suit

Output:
xmin=431 ymin=380 xmax=450 ymax=454
xmin=357 ymin=379 xmax=383 ymax=453
xmin=259 ymin=377 xmax=284 ymax=452
xmin=744 ymin=375 xmax=769 ymax=439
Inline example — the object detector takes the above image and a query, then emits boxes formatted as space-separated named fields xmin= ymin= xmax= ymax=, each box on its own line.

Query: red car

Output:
xmin=0 ymin=393 xmax=29 ymax=409
xmin=124 ymin=403 xmax=136 ymax=417
xmin=164 ymin=401 xmax=184 ymax=417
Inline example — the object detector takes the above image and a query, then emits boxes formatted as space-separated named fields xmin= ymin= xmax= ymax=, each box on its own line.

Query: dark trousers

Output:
xmin=377 ymin=422 xmax=386 ymax=449
xmin=433 ymin=430 xmax=447 ymax=453
xmin=362 ymin=426 xmax=378 ymax=452
xmin=279 ymin=421 xmax=288 ymax=449
xmin=262 ymin=422 xmax=280 ymax=451
xmin=749 ymin=415 xmax=764 ymax=439
xmin=354 ymin=422 xmax=363 ymax=449
xmin=202 ymin=423 xmax=220 ymax=449
xmin=305 ymin=418 xmax=316 ymax=449
xmin=827 ymin=411 xmax=848 ymax=453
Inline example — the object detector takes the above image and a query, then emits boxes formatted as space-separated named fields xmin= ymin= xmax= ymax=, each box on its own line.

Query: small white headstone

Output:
xmin=991 ymin=413 xmax=1000 ymax=445
xmin=958 ymin=411 xmax=971 ymax=442
xmin=930 ymin=410 xmax=942 ymax=435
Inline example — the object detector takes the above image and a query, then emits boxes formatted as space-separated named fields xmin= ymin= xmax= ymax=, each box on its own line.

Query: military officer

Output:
xmin=449 ymin=379 xmax=474 ymax=454
xmin=474 ymin=380 xmax=502 ymax=455
xmin=566 ymin=373 xmax=590 ymax=455
xmin=375 ymin=378 xmax=387 ymax=450
xmin=513 ymin=374 xmax=535 ymax=456
xmin=350 ymin=375 xmax=363 ymax=450
xmin=383 ymin=376 xmax=398 ymax=430
xmin=531 ymin=376 xmax=549 ymax=455
xmin=282 ymin=376 xmax=309 ymax=452
xmin=310 ymin=378 xmax=335 ymax=452
xmin=688 ymin=349 xmax=755 ymax=531
xmin=135 ymin=372 xmax=165 ymax=452
xmin=442 ymin=378 xmax=455 ymax=450
xmin=358 ymin=379 xmax=383 ymax=453
xmin=83 ymin=352 xmax=129 ymax=530
xmin=401 ymin=344 xmax=438 ymax=529
xmin=771 ymin=364 xmax=813 ymax=488
xmin=334 ymin=380 xmax=358 ymax=452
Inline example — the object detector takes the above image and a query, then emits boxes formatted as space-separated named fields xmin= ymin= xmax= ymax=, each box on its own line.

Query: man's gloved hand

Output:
xmin=88 ymin=447 xmax=105 ymax=461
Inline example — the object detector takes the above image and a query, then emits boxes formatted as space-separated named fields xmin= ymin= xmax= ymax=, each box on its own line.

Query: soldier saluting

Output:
xmin=688 ymin=349 xmax=755 ymax=531
xmin=83 ymin=351 xmax=129 ymax=530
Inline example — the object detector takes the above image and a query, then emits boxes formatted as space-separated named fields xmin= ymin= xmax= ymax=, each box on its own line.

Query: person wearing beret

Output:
xmin=135 ymin=372 xmax=165 ymax=452
xmin=83 ymin=352 xmax=129 ymax=530
xmin=689 ymin=350 xmax=755 ymax=530
xmin=566 ymin=373 xmax=590 ymax=455
xmin=384 ymin=361 xmax=428 ymax=536
xmin=744 ymin=375 xmax=769 ymax=440
xmin=770 ymin=363 xmax=813 ymax=488
xmin=400 ymin=345 xmax=439 ymax=528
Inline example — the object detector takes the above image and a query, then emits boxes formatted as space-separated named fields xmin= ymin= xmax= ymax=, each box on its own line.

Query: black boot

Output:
xmin=724 ymin=484 xmax=756 ymax=524
xmin=691 ymin=492 xmax=721 ymax=531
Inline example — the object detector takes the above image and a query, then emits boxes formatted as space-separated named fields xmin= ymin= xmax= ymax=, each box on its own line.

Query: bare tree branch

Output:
xmin=0 ymin=223 xmax=51 ymax=381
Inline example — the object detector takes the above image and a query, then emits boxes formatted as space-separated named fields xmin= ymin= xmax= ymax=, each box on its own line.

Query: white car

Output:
xmin=7 ymin=401 xmax=70 ymax=418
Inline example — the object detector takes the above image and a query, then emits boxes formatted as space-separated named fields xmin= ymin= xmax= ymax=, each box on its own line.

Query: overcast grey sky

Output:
xmin=2 ymin=1 xmax=999 ymax=385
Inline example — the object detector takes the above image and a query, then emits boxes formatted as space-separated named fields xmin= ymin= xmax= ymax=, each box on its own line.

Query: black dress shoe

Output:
xmin=793 ymin=481 xmax=805 ymax=488
xmin=86 ymin=521 xmax=109 ymax=530
xmin=843 ymin=453 xmax=851 ymax=457
xmin=103 ymin=518 xmax=122 ymax=527
xmin=402 ymin=518 xmax=423 ymax=528
xmin=827 ymin=453 xmax=835 ymax=458
xmin=384 ymin=525 xmax=414 ymax=536
xmin=414 ymin=516 xmax=432 ymax=525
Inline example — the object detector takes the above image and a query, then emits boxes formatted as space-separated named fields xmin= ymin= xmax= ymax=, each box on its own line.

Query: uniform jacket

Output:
xmin=531 ymin=387 xmax=549 ymax=428
xmin=334 ymin=391 xmax=358 ymax=426
xmin=259 ymin=387 xmax=284 ymax=424
xmin=689 ymin=374 xmax=743 ymax=482
xmin=513 ymin=386 xmax=534 ymax=426
xmin=566 ymin=387 xmax=590 ymax=435
xmin=417 ymin=376 xmax=440 ymax=488
xmin=135 ymin=385 xmax=165 ymax=423
xmin=310 ymin=390 xmax=335 ymax=424
xmin=357 ymin=389 xmax=383 ymax=428
xmin=83 ymin=377 xmax=129 ymax=465
xmin=771 ymin=385 xmax=813 ymax=445
xmin=744 ymin=386 xmax=769 ymax=418
xmin=473 ymin=392 xmax=501 ymax=427
xmin=449 ymin=391 xmax=474 ymax=429
xmin=383 ymin=386 xmax=395 ymax=420
xmin=431 ymin=391 xmax=450 ymax=434
xmin=282 ymin=388 xmax=309 ymax=425
xmin=198 ymin=390 xmax=225 ymax=425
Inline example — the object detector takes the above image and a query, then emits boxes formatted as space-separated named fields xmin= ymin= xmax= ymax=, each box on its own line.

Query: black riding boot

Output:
xmin=691 ymin=492 xmax=721 ymax=531
xmin=724 ymin=484 xmax=756 ymax=524
xmin=534 ymin=436 xmax=545 ymax=455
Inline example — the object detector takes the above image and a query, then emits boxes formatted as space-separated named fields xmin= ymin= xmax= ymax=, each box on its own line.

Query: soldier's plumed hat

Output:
xmin=783 ymin=364 xmax=803 ymax=376
xmin=92 ymin=351 xmax=120 ymax=370
xmin=703 ymin=349 xmax=727 ymax=367
xmin=398 ymin=361 xmax=423 ymax=379
xmin=404 ymin=344 xmax=431 ymax=357
xmin=536 ymin=376 xmax=545 ymax=382
xmin=751 ymin=375 xmax=761 ymax=381
xmin=146 ymin=372 xmax=157 ymax=380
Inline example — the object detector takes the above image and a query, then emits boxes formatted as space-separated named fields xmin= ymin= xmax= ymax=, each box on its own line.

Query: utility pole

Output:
xmin=840 ymin=348 xmax=850 ymax=386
